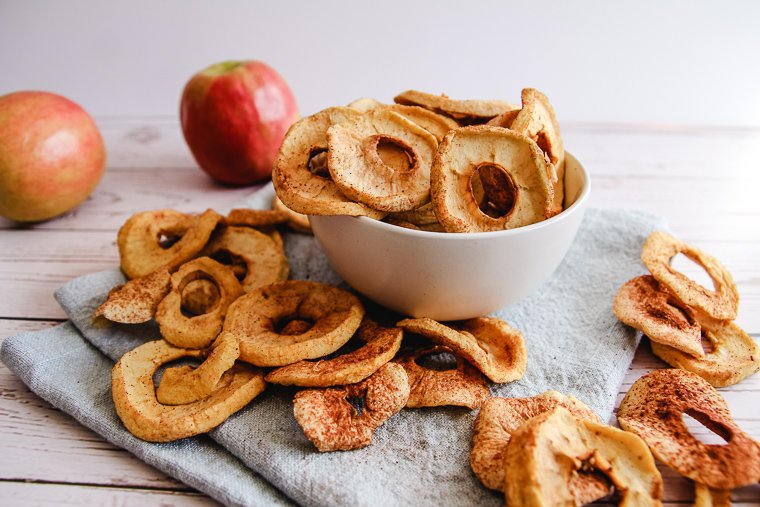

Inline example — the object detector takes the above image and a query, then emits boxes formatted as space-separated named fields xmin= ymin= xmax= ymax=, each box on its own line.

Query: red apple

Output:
xmin=180 ymin=60 xmax=299 ymax=186
xmin=0 ymin=91 xmax=106 ymax=222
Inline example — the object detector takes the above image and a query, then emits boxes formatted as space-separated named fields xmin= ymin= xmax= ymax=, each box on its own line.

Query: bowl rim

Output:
xmin=310 ymin=151 xmax=591 ymax=241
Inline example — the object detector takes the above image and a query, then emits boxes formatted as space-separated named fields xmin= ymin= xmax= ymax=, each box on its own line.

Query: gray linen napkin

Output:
xmin=1 ymin=183 xmax=667 ymax=506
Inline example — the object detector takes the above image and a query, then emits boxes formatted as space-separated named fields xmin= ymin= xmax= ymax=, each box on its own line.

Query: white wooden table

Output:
xmin=1 ymin=119 xmax=758 ymax=505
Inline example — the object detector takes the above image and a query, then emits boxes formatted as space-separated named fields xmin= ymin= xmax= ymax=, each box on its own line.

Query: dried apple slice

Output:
xmin=393 ymin=89 xmax=518 ymax=124
xmin=505 ymin=406 xmax=662 ymax=506
xmin=117 ymin=209 xmax=222 ymax=279
xmin=395 ymin=346 xmax=489 ymax=410
xmin=693 ymin=483 xmax=731 ymax=507
xmin=95 ymin=268 xmax=171 ymax=323
xmin=618 ymin=368 xmax=760 ymax=489
xmin=224 ymin=280 xmax=364 ymax=367
xmin=272 ymin=107 xmax=385 ymax=218
xmin=641 ymin=231 xmax=739 ymax=321
xmin=272 ymin=194 xmax=311 ymax=234
xmin=327 ymin=109 xmax=438 ymax=212
xmin=223 ymin=208 xmax=290 ymax=228
xmin=293 ymin=362 xmax=409 ymax=451
xmin=265 ymin=319 xmax=401 ymax=387
xmin=397 ymin=317 xmax=526 ymax=383
xmin=431 ymin=126 xmax=553 ymax=232
xmin=155 ymin=257 xmax=244 ymax=349
xmin=613 ymin=275 xmax=703 ymax=358
xmin=112 ymin=338 xmax=265 ymax=442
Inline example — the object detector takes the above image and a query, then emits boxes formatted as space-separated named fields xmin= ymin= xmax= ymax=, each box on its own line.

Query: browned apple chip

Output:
xmin=201 ymin=225 xmax=289 ymax=292
xmin=431 ymin=126 xmax=553 ymax=232
xmin=224 ymin=208 xmax=290 ymax=228
xmin=272 ymin=107 xmax=385 ymax=218
xmin=224 ymin=280 xmax=364 ymax=367
xmin=272 ymin=194 xmax=311 ymax=234
xmin=265 ymin=319 xmax=402 ymax=387
xmin=510 ymin=88 xmax=565 ymax=216
xmin=395 ymin=345 xmax=489 ymax=410
xmin=393 ymin=89 xmax=518 ymax=124
xmin=505 ymin=406 xmax=662 ymax=506
xmin=95 ymin=268 xmax=171 ymax=324
xmin=613 ymin=275 xmax=704 ymax=358
xmin=112 ymin=339 xmax=265 ymax=442
xmin=470 ymin=391 xmax=602 ymax=493
xmin=618 ymin=368 xmax=760 ymax=489
xmin=293 ymin=362 xmax=409 ymax=451
xmin=155 ymin=257 xmax=244 ymax=349
xmin=650 ymin=320 xmax=760 ymax=387
xmin=156 ymin=331 xmax=240 ymax=405
xmin=396 ymin=317 xmax=527 ymax=383
xmin=327 ymin=109 xmax=438 ymax=212
xmin=117 ymin=209 xmax=222 ymax=279
xmin=641 ymin=231 xmax=739 ymax=321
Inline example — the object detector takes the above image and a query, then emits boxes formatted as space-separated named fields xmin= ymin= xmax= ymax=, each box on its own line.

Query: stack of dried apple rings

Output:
xmin=273 ymin=88 xmax=566 ymax=233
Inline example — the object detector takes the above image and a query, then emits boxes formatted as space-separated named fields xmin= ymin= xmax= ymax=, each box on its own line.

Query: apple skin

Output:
xmin=0 ymin=91 xmax=106 ymax=222
xmin=180 ymin=60 xmax=299 ymax=186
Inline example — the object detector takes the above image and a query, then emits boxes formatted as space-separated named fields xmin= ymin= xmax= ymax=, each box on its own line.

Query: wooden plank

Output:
xmin=0 ymin=482 xmax=218 ymax=506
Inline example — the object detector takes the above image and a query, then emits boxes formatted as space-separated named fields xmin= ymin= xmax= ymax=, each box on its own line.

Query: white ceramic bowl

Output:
xmin=309 ymin=152 xmax=590 ymax=320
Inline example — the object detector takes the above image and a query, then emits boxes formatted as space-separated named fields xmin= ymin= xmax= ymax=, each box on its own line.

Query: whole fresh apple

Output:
xmin=180 ymin=60 xmax=299 ymax=186
xmin=0 ymin=91 xmax=106 ymax=222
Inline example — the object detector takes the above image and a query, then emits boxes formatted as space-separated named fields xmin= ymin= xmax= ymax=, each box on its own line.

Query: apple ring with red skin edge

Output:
xmin=223 ymin=280 xmax=365 ymax=367
xmin=155 ymin=257 xmax=244 ymax=349
xmin=618 ymin=368 xmax=760 ymax=489
xmin=641 ymin=231 xmax=739 ymax=321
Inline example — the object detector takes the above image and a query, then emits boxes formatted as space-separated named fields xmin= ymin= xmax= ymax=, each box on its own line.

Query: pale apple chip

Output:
xmin=618 ymin=368 xmax=760 ymax=489
xmin=380 ymin=104 xmax=458 ymax=142
xmin=117 ymin=209 xmax=222 ymax=279
xmin=641 ymin=231 xmax=739 ymax=321
xmin=470 ymin=391 xmax=602 ymax=493
xmin=347 ymin=97 xmax=384 ymax=112
xmin=393 ymin=89 xmax=518 ymax=124
xmin=431 ymin=126 xmax=553 ymax=232
xmin=224 ymin=208 xmax=289 ymax=228
xmin=272 ymin=194 xmax=311 ymax=234
xmin=397 ymin=317 xmax=527 ymax=383
xmin=395 ymin=345 xmax=489 ymax=410
xmin=327 ymin=109 xmax=438 ymax=212
xmin=112 ymin=339 xmax=265 ymax=442
xmin=156 ymin=331 xmax=240 ymax=405
xmin=265 ymin=319 xmax=402 ymax=387
xmin=486 ymin=109 xmax=520 ymax=128
xmin=650 ymin=320 xmax=760 ymax=387
xmin=201 ymin=225 xmax=289 ymax=292
xmin=272 ymin=107 xmax=385 ymax=218
xmin=223 ymin=280 xmax=364 ymax=367
xmin=505 ymin=406 xmax=662 ymax=506
xmin=293 ymin=362 xmax=409 ymax=452
xmin=613 ymin=275 xmax=703 ymax=358
xmin=155 ymin=257 xmax=244 ymax=349
xmin=693 ymin=483 xmax=731 ymax=507
xmin=95 ymin=268 xmax=171 ymax=323
xmin=510 ymin=88 xmax=565 ymax=216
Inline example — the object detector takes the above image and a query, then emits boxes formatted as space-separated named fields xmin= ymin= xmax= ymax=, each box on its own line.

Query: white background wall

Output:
xmin=1 ymin=0 xmax=759 ymax=126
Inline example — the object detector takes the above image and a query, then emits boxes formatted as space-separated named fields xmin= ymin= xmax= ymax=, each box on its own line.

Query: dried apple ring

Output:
xmin=693 ymin=483 xmax=731 ymax=507
xmin=470 ymin=391 xmax=602 ymax=493
xmin=201 ymin=225 xmax=289 ymax=292
xmin=431 ymin=126 xmax=553 ymax=232
xmin=95 ymin=268 xmax=171 ymax=323
xmin=224 ymin=208 xmax=289 ymax=228
xmin=293 ymin=362 xmax=409 ymax=451
xmin=641 ymin=231 xmax=739 ymax=321
xmin=272 ymin=194 xmax=311 ymax=234
xmin=650 ymin=321 xmax=760 ymax=387
xmin=156 ymin=257 xmax=244 ymax=349
xmin=348 ymin=98 xmax=458 ymax=140
xmin=156 ymin=331 xmax=240 ymax=405
xmin=393 ymin=89 xmax=518 ymax=124
xmin=486 ymin=108 xmax=520 ymax=128
xmin=347 ymin=97 xmax=384 ymax=112
xmin=327 ymin=109 xmax=438 ymax=212
xmin=112 ymin=339 xmax=265 ymax=442
xmin=618 ymin=368 xmax=760 ymax=489
xmin=388 ymin=202 xmax=439 ymax=228
xmin=505 ymin=406 xmax=662 ymax=506
xmin=395 ymin=346 xmax=489 ymax=410
xmin=265 ymin=319 xmax=401 ymax=387
xmin=613 ymin=275 xmax=703 ymax=358
xmin=510 ymin=88 xmax=565 ymax=216
xmin=272 ymin=107 xmax=384 ymax=218
xmin=397 ymin=317 xmax=526 ymax=383
xmin=117 ymin=209 xmax=222 ymax=279
xmin=223 ymin=280 xmax=364 ymax=367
